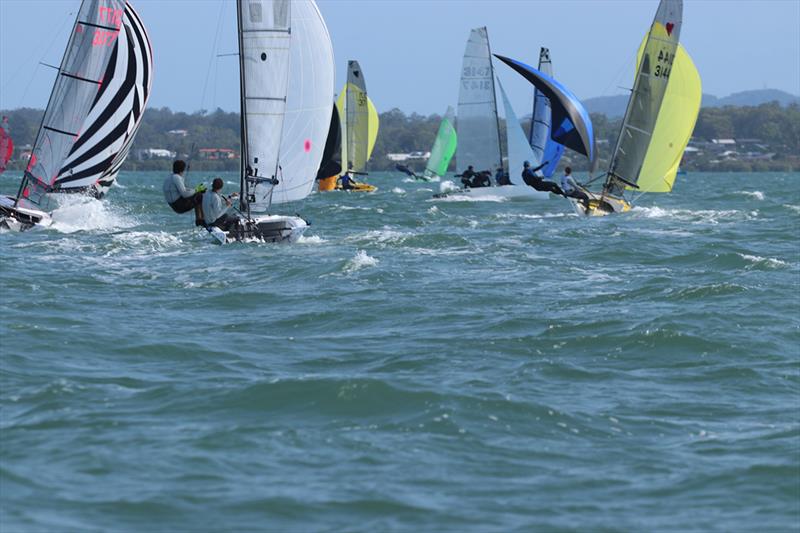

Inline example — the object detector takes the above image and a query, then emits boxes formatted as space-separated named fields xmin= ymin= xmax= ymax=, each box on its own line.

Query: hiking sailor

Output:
xmin=202 ymin=178 xmax=240 ymax=232
xmin=163 ymin=160 xmax=206 ymax=226
xmin=521 ymin=160 xmax=563 ymax=195
xmin=561 ymin=166 xmax=591 ymax=206
xmin=495 ymin=166 xmax=512 ymax=186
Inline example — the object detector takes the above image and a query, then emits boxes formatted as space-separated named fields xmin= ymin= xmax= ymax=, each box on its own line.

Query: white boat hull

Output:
xmin=0 ymin=195 xmax=52 ymax=231
xmin=209 ymin=214 xmax=308 ymax=244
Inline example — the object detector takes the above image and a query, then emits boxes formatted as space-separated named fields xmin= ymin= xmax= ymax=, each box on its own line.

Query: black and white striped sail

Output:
xmin=21 ymin=0 xmax=152 ymax=205
xmin=238 ymin=0 xmax=291 ymax=211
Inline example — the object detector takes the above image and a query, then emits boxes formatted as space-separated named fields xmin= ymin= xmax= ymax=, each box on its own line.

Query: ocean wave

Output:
xmin=344 ymin=250 xmax=378 ymax=272
xmin=737 ymin=253 xmax=789 ymax=269
xmin=737 ymin=190 xmax=765 ymax=200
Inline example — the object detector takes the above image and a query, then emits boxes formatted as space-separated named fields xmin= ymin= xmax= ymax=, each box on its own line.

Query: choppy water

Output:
xmin=1 ymin=171 xmax=798 ymax=531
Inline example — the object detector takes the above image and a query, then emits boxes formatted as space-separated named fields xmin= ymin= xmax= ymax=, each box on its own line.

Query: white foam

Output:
xmin=631 ymin=206 xmax=749 ymax=224
xmin=738 ymin=191 xmax=765 ymax=200
xmin=49 ymin=196 xmax=136 ymax=234
xmin=439 ymin=180 xmax=459 ymax=193
xmin=350 ymin=228 xmax=409 ymax=244
xmin=344 ymin=250 xmax=378 ymax=272
xmin=738 ymin=253 xmax=788 ymax=269
xmin=392 ymin=187 xmax=406 ymax=194
xmin=435 ymin=194 xmax=507 ymax=203
xmin=783 ymin=204 xmax=800 ymax=214
xmin=297 ymin=234 xmax=326 ymax=244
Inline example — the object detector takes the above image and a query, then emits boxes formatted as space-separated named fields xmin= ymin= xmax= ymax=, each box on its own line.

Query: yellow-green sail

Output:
xmin=335 ymin=60 xmax=379 ymax=173
xmin=631 ymin=40 xmax=702 ymax=193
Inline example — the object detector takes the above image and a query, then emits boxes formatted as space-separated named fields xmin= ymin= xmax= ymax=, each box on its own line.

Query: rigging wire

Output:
xmin=1 ymin=7 xmax=75 ymax=109
xmin=198 ymin=0 xmax=227 ymax=113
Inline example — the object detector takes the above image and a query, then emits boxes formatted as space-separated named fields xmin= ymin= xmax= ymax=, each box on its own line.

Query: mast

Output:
xmin=484 ymin=27 xmax=504 ymax=172
xmin=236 ymin=0 xmax=249 ymax=212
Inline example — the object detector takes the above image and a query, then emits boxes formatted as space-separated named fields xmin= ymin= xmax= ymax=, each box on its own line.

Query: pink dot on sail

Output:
xmin=304 ymin=140 xmax=312 ymax=153
xmin=22 ymin=187 xmax=29 ymax=198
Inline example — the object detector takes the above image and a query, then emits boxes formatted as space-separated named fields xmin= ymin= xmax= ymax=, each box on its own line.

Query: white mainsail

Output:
xmin=238 ymin=0 xmax=291 ymax=212
xmin=456 ymin=27 xmax=502 ymax=174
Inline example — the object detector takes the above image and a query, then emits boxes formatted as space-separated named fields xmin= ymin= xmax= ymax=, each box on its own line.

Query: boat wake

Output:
xmin=49 ymin=196 xmax=137 ymax=234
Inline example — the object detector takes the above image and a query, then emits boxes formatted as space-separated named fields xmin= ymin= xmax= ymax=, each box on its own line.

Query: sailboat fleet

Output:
xmin=0 ymin=0 xmax=701 ymax=241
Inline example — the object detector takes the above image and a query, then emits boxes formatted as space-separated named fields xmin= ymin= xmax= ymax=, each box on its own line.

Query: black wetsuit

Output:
xmin=459 ymin=169 xmax=477 ymax=188
xmin=521 ymin=167 xmax=564 ymax=195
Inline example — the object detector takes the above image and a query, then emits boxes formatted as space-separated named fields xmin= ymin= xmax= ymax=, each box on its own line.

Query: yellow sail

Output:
xmin=632 ymin=38 xmax=702 ymax=193
xmin=336 ymin=85 xmax=379 ymax=172
xmin=367 ymin=96 xmax=379 ymax=160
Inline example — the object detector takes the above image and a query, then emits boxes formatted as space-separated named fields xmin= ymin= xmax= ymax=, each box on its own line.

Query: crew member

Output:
xmin=495 ymin=167 xmax=512 ymax=186
xmin=561 ymin=166 xmax=591 ymax=206
xmin=521 ymin=160 xmax=563 ymax=195
xmin=339 ymin=161 xmax=357 ymax=190
xmin=458 ymin=165 xmax=478 ymax=188
xmin=202 ymin=178 xmax=240 ymax=231
xmin=163 ymin=160 xmax=205 ymax=226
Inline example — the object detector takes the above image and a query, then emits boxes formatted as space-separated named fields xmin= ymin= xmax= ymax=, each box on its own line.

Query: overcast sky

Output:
xmin=1 ymin=0 xmax=798 ymax=116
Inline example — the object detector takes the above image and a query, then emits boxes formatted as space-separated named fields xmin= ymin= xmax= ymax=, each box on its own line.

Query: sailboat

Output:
xmin=528 ymin=48 xmax=565 ymax=178
xmin=503 ymin=0 xmax=700 ymax=216
xmin=217 ymin=0 xmax=333 ymax=243
xmin=441 ymin=27 xmax=548 ymax=200
xmin=0 ymin=0 xmax=153 ymax=231
xmin=419 ymin=106 xmax=457 ymax=181
xmin=0 ymin=117 xmax=13 ymax=175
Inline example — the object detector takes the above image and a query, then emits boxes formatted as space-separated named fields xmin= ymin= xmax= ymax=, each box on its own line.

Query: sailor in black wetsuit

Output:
xmin=458 ymin=165 xmax=477 ymax=188
xmin=521 ymin=160 xmax=564 ymax=195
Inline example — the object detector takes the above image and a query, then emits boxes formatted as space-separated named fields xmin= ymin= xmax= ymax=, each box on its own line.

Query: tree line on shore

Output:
xmin=2 ymin=102 xmax=798 ymax=173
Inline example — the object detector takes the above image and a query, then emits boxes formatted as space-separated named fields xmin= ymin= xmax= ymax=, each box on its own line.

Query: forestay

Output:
xmin=21 ymin=0 xmax=126 ymax=207
xmin=272 ymin=0 xmax=334 ymax=204
xmin=607 ymin=0 xmax=683 ymax=195
xmin=238 ymin=0 xmax=291 ymax=211
xmin=529 ymin=48 xmax=564 ymax=178
xmin=423 ymin=106 xmax=457 ymax=180
xmin=457 ymin=27 xmax=502 ymax=174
